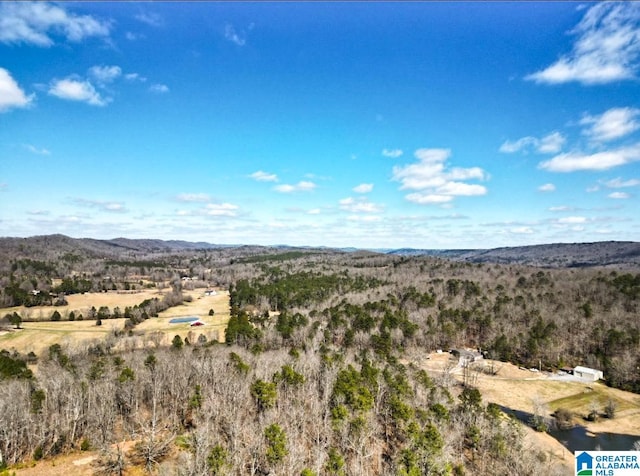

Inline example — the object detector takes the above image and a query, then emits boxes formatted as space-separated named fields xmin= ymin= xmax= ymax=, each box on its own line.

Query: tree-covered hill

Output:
xmin=0 ymin=235 xmax=639 ymax=474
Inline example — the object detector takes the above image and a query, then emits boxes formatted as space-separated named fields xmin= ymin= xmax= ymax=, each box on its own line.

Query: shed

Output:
xmin=452 ymin=349 xmax=483 ymax=364
xmin=574 ymin=366 xmax=603 ymax=381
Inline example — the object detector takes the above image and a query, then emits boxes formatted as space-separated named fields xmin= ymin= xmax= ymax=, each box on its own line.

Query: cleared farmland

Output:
xmin=0 ymin=289 xmax=231 ymax=355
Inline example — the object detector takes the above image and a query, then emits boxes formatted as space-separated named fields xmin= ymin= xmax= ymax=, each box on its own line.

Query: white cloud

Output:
xmin=558 ymin=216 xmax=588 ymax=224
xmin=353 ymin=183 xmax=373 ymax=193
xmin=580 ymin=107 xmax=640 ymax=142
xmin=538 ymin=143 xmax=640 ymax=172
xmin=0 ymin=1 xmax=110 ymax=47
xmin=73 ymin=198 xmax=126 ymax=213
xmin=176 ymin=193 xmax=211 ymax=202
xmin=510 ymin=226 xmax=534 ymax=234
xmin=436 ymin=182 xmax=486 ymax=196
xmin=149 ymin=84 xmax=169 ymax=93
xmin=205 ymin=203 xmax=238 ymax=216
xmin=603 ymin=177 xmax=640 ymax=188
xmin=0 ymin=68 xmax=34 ymax=112
xmin=392 ymin=148 xmax=488 ymax=205
xmin=125 ymin=73 xmax=146 ymax=82
xmin=274 ymin=181 xmax=316 ymax=193
xmin=538 ymin=132 xmax=567 ymax=154
xmin=538 ymin=183 xmax=556 ymax=192
xmin=499 ymin=131 xmax=565 ymax=154
xmin=89 ymin=65 xmax=122 ymax=84
xmin=24 ymin=144 xmax=50 ymax=155
xmin=125 ymin=32 xmax=141 ymax=41
xmin=608 ymin=191 xmax=631 ymax=199
xmin=224 ymin=24 xmax=246 ymax=46
xmin=308 ymin=208 xmax=321 ymax=215
xmin=499 ymin=136 xmax=537 ymax=153
xmin=347 ymin=215 xmax=382 ymax=223
xmin=526 ymin=2 xmax=640 ymax=85
xmin=339 ymin=197 xmax=383 ymax=213
xmin=549 ymin=205 xmax=573 ymax=212
xmin=382 ymin=148 xmax=403 ymax=158
xmin=135 ymin=12 xmax=163 ymax=27
xmin=48 ymin=77 xmax=107 ymax=106
xmin=250 ymin=171 xmax=279 ymax=182
xmin=586 ymin=185 xmax=600 ymax=193
xmin=405 ymin=193 xmax=453 ymax=204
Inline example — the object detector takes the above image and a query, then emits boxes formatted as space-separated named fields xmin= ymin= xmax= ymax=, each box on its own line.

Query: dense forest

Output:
xmin=1 ymin=235 xmax=639 ymax=475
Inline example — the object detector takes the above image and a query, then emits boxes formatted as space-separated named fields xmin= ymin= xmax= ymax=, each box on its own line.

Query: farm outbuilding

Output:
xmin=573 ymin=366 xmax=603 ymax=381
xmin=452 ymin=349 xmax=483 ymax=364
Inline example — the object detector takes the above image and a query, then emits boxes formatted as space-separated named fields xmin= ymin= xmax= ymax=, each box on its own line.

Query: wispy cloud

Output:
xmin=557 ymin=216 xmax=588 ymax=224
xmin=27 ymin=210 xmax=51 ymax=216
xmin=73 ymin=198 xmax=126 ymax=213
xmin=339 ymin=197 xmax=383 ymax=213
xmin=580 ymin=107 xmax=640 ymax=142
xmin=353 ymin=183 xmax=373 ymax=193
xmin=124 ymin=73 xmax=146 ymax=82
xmin=499 ymin=136 xmax=536 ymax=154
xmin=392 ymin=148 xmax=488 ymax=205
xmin=608 ymin=191 xmax=631 ymax=199
xmin=549 ymin=205 xmax=574 ymax=212
xmin=23 ymin=144 xmax=50 ymax=155
xmin=0 ymin=1 xmax=111 ymax=47
xmin=499 ymin=131 xmax=565 ymax=154
xmin=250 ymin=171 xmax=279 ymax=182
xmin=48 ymin=77 xmax=108 ymax=106
xmin=602 ymin=177 xmax=640 ymax=188
xmin=274 ymin=181 xmax=316 ymax=193
xmin=382 ymin=148 xmax=403 ymax=158
xmin=89 ymin=65 xmax=122 ymax=85
xmin=538 ymin=183 xmax=556 ymax=192
xmin=224 ymin=24 xmax=247 ymax=46
xmin=538 ymin=132 xmax=567 ymax=154
xmin=125 ymin=32 xmax=144 ymax=41
xmin=205 ymin=203 xmax=238 ymax=216
xmin=176 ymin=193 xmax=211 ymax=202
xmin=135 ymin=11 xmax=164 ymax=27
xmin=510 ymin=226 xmax=534 ymax=234
xmin=526 ymin=2 xmax=640 ymax=85
xmin=538 ymin=143 xmax=640 ymax=172
xmin=149 ymin=84 xmax=169 ymax=93
xmin=0 ymin=68 xmax=34 ymax=112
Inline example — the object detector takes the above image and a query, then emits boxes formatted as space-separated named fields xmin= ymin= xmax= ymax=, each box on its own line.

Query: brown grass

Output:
xmin=0 ymin=289 xmax=230 ymax=355
xmin=2 ymin=289 xmax=166 ymax=321
xmin=417 ymin=353 xmax=640 ymax=472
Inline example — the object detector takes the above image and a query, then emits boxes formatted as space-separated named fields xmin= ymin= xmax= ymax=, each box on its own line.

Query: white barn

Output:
xmin=574 ymin=366 xmax=603 ymax=381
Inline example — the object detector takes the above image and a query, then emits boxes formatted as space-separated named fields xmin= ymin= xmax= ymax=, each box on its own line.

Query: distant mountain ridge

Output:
xmin=0 ymin=235 xmax=639 ymax=268
xmin=387 ymin=241 xmax=640 ymax=268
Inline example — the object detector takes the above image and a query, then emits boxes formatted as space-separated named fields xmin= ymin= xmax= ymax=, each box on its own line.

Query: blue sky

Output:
xmin=1 ymin=2 xmax=639 ymax=249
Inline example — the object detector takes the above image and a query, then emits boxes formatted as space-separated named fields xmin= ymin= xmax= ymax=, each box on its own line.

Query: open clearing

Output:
xmin=2 ymin=288 xmax=166 ymax=321
xmin=0 ymin=289 xmax=230 ymax=355
xmin=417 ymin=352 xmax=640 ymax=472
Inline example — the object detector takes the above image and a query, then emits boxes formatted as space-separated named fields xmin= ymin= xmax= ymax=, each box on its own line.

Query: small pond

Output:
xmin=500 ymin=405 xmax=639 ymax=452
xmin=550 ymin=426 xmax=639 ymax=452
